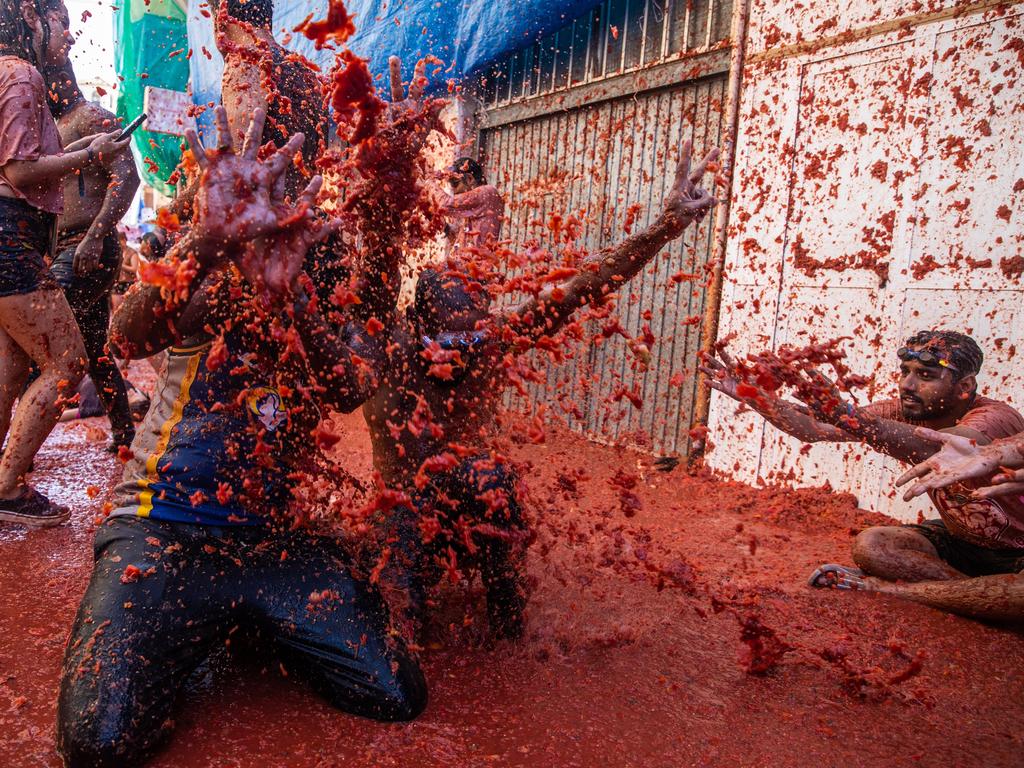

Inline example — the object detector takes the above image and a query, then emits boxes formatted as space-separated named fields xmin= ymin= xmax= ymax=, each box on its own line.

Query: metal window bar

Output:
xmin=637 ymin=0 xmax=650 ymax=65
xmin=481 ymin=0 xmax=729 ymax=109
xmin=705 ymin=0 xmax=715 ymax=49
xmin=618 ymin=0 xmax=630 ymax=73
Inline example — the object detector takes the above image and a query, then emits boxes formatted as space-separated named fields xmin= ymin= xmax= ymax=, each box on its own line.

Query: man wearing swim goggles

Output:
xmin=419 ymin=329 xmax=489 ymax=382
xmin=703 ymin=330 xmax=1024 ymax=621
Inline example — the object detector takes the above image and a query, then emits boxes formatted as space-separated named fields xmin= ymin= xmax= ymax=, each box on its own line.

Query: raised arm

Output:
xmin=504 ymin=140 xmax=718 ymax=337
xmin=347 ymin=56 xmax=446 ymax=324
xmin=221 ymin=51 xmax=271 ymax=149
xmin=182 ymin=106 xmax=379 ymax=412
xmin=113 ymin=106 xmax=307 ymax=358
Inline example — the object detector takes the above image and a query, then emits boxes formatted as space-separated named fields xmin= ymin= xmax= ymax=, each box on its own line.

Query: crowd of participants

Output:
xmin=0 ymin=0 xmax=1021 ymax=766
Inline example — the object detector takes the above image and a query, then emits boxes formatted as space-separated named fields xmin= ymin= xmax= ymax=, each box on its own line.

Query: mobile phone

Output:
xmin=116 ymin=113 xmax=147 ymax=141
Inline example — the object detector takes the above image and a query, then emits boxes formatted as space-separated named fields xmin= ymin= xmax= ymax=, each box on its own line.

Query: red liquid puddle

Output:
xmin=3 ymin=407 xmax=1024 ymax=766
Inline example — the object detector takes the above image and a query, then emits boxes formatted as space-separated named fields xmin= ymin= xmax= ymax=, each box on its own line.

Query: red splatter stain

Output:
xmin=294 ymin=0 xmax=356 ymax=50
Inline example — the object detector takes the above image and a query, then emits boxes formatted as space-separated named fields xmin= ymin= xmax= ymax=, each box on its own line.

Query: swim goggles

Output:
xmin=421 ymin=330 xmax=488 ymax=352
xmin=896 ymin=347 xmax=958 ymax=372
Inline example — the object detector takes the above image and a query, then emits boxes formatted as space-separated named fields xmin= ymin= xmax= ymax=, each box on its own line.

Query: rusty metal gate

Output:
xmin=475 ymin=0 xmax=731 ymax=456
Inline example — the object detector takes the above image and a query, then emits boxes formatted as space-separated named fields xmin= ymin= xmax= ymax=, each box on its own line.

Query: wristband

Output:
xmin=86 ymin=147 xmax=96 ymax=165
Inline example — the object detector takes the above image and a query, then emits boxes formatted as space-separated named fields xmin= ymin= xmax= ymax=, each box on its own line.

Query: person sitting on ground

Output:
xmin=358 ymin=139 xmax=718 ymax=641
xmin=0 ymin=0 xmax=128 ymax=526
xmin=45 ymin=57 xmax=140 ymax=451
xmin=702 ymin=330 xmax=1024 ymax=622
xmin=56 ymin=107 xmax=427 ymax=768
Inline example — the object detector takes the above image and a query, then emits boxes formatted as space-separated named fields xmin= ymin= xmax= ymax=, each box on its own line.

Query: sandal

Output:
xmin=0 ymin=487 xmax=71 ymax=527
xmin=807 ymin=563 xmax=867 ymax=590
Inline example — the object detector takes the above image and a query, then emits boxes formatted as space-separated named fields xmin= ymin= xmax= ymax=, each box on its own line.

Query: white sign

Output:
xmin=142 ymin=86 xmax=194 ymax=136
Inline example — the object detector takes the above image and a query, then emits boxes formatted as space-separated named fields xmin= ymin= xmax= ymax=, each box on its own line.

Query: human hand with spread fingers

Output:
xmin=346 ymin=55 xmax=449 ymax=225
xmin=897 ymin=429 xmax=1024 ymax=500
xmin=700 ymin=351 xmax=858 ymax=443
xmin=788 ymin=367 xmax=861 ymax=430
xmin=382 ymin=55 xmax=449 ymax=149
xmin=185 ymin=107 xmax=309 ymax=251
xmin=699 ymin=350 xmax=775 ymax=410
xmin=184 ymin=106 xmax=337 ymax=299
xmin=660 ymin=141 xmax=719 ymax=233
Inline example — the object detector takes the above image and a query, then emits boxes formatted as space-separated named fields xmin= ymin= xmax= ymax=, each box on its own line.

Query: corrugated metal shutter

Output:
xmin=481 ymin=73 xmax=727 ymax=455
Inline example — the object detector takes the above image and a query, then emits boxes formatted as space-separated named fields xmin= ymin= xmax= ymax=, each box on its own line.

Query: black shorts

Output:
xmin=50 ymin=229 xmax=121 ymax=307
xmin=386 ymin=456 xmax=528 ymax=637
xmin=0 ymin=196 xmax=56 ymax=297
xmin=904 ymin=519 xmax=1024 ymax=577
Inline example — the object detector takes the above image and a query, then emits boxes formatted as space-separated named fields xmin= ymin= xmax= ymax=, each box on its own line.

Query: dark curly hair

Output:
xmin=451 ymin=157 xmax=486 ymax=187
xmin=0 ymin=0 xmax=62 ymax=66
xmin=904 ymin=330 xmax=983 ymax=379
xmin=208 ymin=0 xmax=273 ymax=30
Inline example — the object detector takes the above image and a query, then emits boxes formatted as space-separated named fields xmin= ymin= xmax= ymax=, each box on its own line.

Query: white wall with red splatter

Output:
xmin=707 ymin=0 xmax=1024 ymax=520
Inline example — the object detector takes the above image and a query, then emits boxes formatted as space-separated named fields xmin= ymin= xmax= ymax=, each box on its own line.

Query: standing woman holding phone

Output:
xmin=0 ymin=0 xmax=128 ymax=525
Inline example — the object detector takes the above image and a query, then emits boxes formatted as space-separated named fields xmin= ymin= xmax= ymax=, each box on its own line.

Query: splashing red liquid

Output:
xmin=294 ymin=0 xmax=356 ymax=49
xmin=329 ymin=49 xmax=384 ymax=145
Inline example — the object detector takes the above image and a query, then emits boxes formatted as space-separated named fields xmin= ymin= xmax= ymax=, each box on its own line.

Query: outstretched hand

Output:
xmin=896 ymin=429 xmax=1024 ymax=500
xmin=662 ymin=140 xmax=719 ymax=233
xmin=184 ymin=107 xmax=337 ymax=298
xmin=699 ymin=350 xmax=777 ymax=413
xmin=185 ymin=106 xmax=306 ymax=248
xmin=699 ymin=350 xmax=747 ymax=401
xmin=383 ymin=56 xmax=449 ymax=146
xmin=788 ymin=367 xmax=858 ymax=427
xmin=344 ymin=56 xmax=448 ymax=233
xmin=353 ymin=56 xmax=446 ymax=172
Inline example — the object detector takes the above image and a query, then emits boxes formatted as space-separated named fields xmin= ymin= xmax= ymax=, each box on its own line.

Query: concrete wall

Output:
xmin=706 ymin=0 xmax=1024 ymax=520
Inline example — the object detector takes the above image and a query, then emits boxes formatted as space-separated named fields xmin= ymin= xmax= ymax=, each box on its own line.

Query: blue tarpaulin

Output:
xmin=189 ymin=0 xmax=601 ymax=135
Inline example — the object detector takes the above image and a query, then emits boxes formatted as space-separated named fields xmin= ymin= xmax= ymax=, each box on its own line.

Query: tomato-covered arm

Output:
xmin=503 ymin=140 xmax=718 ymax=338
xmin=109 ymin=233 xmax=224 ymax=358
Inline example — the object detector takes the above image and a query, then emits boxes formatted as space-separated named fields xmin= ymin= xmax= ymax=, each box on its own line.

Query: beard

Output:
xmin=899 ymin=391 xmax=954 ymax=420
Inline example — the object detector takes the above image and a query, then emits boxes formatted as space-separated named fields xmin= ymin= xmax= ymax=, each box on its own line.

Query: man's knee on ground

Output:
xmin=851 ymin=526 xmax=898 ymax=572
xmin=318 ymin=651 xmax=428 ymax=722
xmin=381 ymin=659 xmax=429 ymax=721
xmin=57 ymin=656 xmax=171 ymax=768
xmin=57 ymin=707 xmax=142 ymax=768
